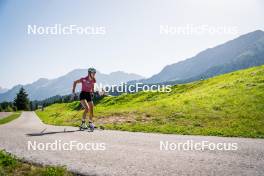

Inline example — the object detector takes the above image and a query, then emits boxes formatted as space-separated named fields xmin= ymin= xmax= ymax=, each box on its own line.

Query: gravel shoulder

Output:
xmin=0 ymin=112 xmax=263 ymax=176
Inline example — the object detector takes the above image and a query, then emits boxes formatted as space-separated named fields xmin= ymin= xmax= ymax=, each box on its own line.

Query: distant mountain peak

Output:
xmin=250 ymin=29 xmax=264 ymax=34
xmin=141 ymin=30 xmax=264 ymax=84
xmin=0 ymin=69 xmax=144 ymax=102
xmin=35 ymin=78 xmax=49 ymax=82
xmin=236 ymin=30 xmax=264 ymax=41
xmin=109 ymin=71 xmax=125 ymax=74
xmin=0 ymin=86 xmax=8 ymax=94
xmin=109 ymin=71 xmax=144 ymax=78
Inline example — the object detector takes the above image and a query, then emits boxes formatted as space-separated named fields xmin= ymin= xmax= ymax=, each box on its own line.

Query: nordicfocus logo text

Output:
xmin=28 ymin=140 xmax=106 ymax=151
xmin=96 ymin=82 xmax=172 ymax=93
xmin=27 ymin=24 xmax=106 ymax=35
xmin=160 ymin=140 xmax=238 ymax=151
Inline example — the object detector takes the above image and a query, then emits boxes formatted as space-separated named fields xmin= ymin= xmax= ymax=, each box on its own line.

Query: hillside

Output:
xmin=140 ymin=30 xmax=264 ymax=84
xmin=0 ymin=70 xmax=143 ymax=102
xmin=36 ymin=65 xmax=264 ymax=138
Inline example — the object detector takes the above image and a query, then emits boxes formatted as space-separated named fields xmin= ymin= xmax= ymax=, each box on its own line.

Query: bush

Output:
xmin=0 ymin=102 xmax=15 ymax=112
xmin=41 ymin=166 xmax=69 ymax=176
xmin=5 ymin=106 xmax=13 ymax=112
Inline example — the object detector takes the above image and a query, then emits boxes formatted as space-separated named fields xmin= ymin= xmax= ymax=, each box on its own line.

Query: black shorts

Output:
xmin=80 ymin=91 xmax=93 ymax=102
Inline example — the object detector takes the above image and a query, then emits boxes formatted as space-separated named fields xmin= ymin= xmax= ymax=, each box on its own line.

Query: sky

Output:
xmin=0 ymin=0 xmax=264 ymax=89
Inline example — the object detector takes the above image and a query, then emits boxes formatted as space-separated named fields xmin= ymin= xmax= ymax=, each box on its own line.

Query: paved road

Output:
xmin=0 ymin=112 xmax=12 ymax=119
xmin=0 ymin=112 xmax=263 ymax=176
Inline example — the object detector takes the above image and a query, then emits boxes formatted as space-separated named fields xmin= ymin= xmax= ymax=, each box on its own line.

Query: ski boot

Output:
xmin=79 ymin=120 xmax=88 ymax=130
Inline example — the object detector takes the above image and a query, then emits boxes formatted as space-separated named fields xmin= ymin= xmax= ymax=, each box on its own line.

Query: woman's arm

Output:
xmin=72 ymin=79 xmax=81 ymax=94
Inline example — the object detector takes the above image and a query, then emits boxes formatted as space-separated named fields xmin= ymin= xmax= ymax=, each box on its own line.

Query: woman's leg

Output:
xmin=87 ymin=101 xmax=94 ymax=122
xmin=80 ymin=100 xmax=89 ymax=121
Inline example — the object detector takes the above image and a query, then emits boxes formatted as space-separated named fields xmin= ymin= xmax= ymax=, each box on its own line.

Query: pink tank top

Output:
xmin=80 ymin=76 xmax=96 ymax=92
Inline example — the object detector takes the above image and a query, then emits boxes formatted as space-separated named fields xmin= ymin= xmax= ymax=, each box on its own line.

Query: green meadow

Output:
xmin=36 ymin=65 xmax=264 ymax=138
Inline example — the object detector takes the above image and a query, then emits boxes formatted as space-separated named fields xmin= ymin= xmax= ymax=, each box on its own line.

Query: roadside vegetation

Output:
xmin=0 ymin=87 xmax=33 ymax=112
xmin=36 ymin=65 xmax=264 ymax=138
xmin=0 ymin=112 xmax=21 ymax=125
xmin=0 ymin=150 xmax=73 ymax=176
xmin=0 ymin=102 xmax=17 ymax=112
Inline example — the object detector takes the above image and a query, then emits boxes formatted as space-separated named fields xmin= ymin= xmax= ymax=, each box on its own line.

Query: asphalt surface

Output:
xmin=0 ymin=112 xmax=263 ymax=176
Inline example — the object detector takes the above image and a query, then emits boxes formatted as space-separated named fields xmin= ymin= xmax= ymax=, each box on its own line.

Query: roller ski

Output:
xmin=79 ymin=120 xmax=95 ymax=132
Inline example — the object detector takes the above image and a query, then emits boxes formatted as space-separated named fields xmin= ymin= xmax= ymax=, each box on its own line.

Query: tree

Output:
xmin=30 ymin=101 xmax=33 ymax=111
xmin=14 ymin=87 xmax=30 ymax=110
xmin=0 ymin=101 xmax=15 ymax=112
xmin=5 ymin=105 xmax=13 ymax=112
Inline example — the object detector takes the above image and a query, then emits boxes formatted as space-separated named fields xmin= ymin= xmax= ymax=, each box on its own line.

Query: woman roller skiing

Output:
xmin=72 ymin=67 xmax=96 ymax=131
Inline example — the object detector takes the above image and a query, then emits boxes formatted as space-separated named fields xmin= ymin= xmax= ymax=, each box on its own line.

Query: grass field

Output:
xmin=0 ymin=112 xmax=21 ymax=125
xmin=0 ymin=150 xmax=73 ymax=176
xmin=36 ymin=65 xmax=264 ymax=138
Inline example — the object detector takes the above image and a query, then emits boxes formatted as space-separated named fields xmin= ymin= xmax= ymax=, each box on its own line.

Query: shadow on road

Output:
xmin=26 ymin=128 xmax=80 ymax=136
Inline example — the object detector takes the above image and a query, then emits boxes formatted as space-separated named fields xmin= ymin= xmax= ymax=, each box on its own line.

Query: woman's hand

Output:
xmin=72 ymin=79 xmax=81 ymax=94
xmin=71 ymin=92 xmax=77 ymax=101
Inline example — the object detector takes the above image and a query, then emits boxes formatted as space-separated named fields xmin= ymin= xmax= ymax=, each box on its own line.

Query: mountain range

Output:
xmin=1 ymin=30 xmax=264 ymax=102
xmin=0 ymin=87 xmax=8 ymax=94
xmin=137 ymin=30 xmax=264 ymax=84
xmin=0 ymin=70 xmax=143 ymax=102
